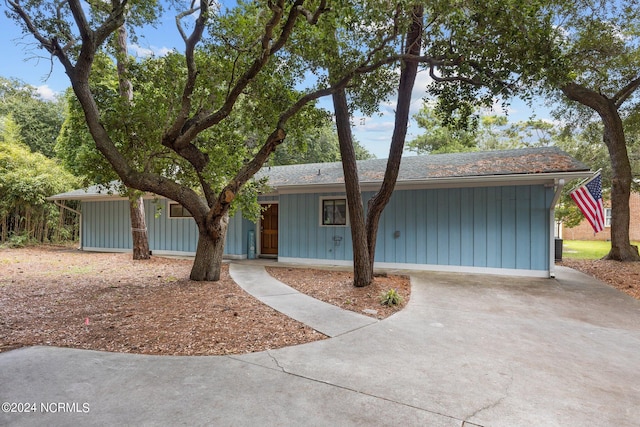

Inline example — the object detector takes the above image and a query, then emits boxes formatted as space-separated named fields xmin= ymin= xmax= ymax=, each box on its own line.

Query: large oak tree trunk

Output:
xmin=190 ymin=212 xmax=229 ymax=281
xmin=333 ymin=90 xmax=372 ymax=287
xmin=333 ymin=6 xmax=424 ymax=287
xmin=365 ymin=5 xmax=424 ymax=274
xmin=130 ymin=196 xmax=150 ymax=260
xmin=601 ymin=107 xmax=639 ymax=260
xmin=562 ymin=83 xmax=640 ymax=261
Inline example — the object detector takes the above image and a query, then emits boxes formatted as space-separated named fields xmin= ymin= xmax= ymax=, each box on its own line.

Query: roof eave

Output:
xmin=271 ymin=170 xmax=592 ymax=194
xmin=46 ymin=192 xmax=157 ymax=202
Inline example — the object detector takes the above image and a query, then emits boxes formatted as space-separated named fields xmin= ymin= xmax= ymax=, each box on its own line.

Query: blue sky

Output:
xmin=0 ymin=7 xmax=553 ymax=159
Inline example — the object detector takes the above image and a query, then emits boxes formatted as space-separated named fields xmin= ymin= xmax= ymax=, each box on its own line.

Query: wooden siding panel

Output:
xmin=288 ymin=196 xmax=299 ymax=258
xmin=486 ymin=187 xmax=502 ymax=268
xmin=81 ymin=184 xmax=551 ymax=273
xmin=279 ymin=195 xmax=292 ymax=257
xmin=414 ymin=190 xmax=427 ymax=263
xmin=146 ymin=200 xmax=158 ymax=250
xmin=472 ymin=187 xmax=488 ymax=267
xmin=460 ymin=188 xmax=474 ymax=266
xmin=311 ymin=193 xmax=322 ymax=259
xmin=516 ymin=186 xmax=532 ymax=269
xmin=437 ymin=190 xmax=449 ymax=264
xmin=448 ymin=189 xmax=461 ymax=266
xmin=280 ymin=193 xmax=353 ymax=260
xmin=305 ymin=194 xmax=317 ymax=258
xmin=225 ymin=212 xmax=244 ymax=255
xmin=425 ymin=190 xmax=439 ymax=264
xmin=82 ymin=200 xmax=131 ymax=249
xmin=379 ymin=194 xmax=391 ymax=262
xmin=280 ymin=185 xmax=549 ymax=273
xmin=501 ymin=186 xmax=517 ymax=269
xmin=395 ymin=191 xmax=408 ymax=262
xmin=381 ymin=193 xmax=394 ymax=262
xmin=404 ymin=190 xmax=418 ymax=264
xmin=530 ymin=186 xmax=550 ymax=270
xmin=261 ymin=184 xmax=550 ymax=273
xmin=156 ymin=200 xmax=197 ymax=253
xmin=83 ymin=199 xmax=246 ymax=255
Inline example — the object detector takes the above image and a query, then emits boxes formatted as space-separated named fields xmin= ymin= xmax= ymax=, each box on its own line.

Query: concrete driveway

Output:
xmin=1 ymin=266 xmax=639 ymax=426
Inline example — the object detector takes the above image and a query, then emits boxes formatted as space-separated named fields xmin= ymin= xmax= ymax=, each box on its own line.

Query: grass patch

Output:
xmin=562 ymin=240 xmax=640 ymax=259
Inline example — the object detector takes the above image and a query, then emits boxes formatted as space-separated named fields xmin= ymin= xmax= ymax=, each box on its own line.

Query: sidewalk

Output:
xmin=228 ymin=263 xmax=377 ymax=337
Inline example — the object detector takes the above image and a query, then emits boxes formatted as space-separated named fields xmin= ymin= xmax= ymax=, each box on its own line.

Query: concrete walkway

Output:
xmin=1 ymin=265 xmax=640 ymax=426
xmin=228 ymin=263 xmax=377 ymax=337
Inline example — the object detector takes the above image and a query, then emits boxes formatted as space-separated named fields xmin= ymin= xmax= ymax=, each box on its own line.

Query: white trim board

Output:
xmin=81 ymin=247 xmax=246 ymax=260
xmin=277 ymin=257 xmax=551 ymax=278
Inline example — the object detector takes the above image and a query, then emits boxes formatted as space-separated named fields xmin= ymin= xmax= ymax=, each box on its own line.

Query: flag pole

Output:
xmin=569 ymin=169 xmax=602 ymax=193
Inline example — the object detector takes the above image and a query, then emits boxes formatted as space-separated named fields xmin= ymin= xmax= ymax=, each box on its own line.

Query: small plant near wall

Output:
xmin=379 ymin=288 xmax=403 ymax=306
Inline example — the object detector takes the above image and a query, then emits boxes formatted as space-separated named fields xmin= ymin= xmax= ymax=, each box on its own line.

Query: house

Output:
xmin=48 ymin=147 xmax=591 ymax=278
xmin=561 ymin=191 xmax=640 ymax=241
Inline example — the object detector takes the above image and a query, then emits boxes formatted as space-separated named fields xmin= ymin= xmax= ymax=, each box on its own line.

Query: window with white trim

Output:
xmin=169 ymin=202 xmax=193 ymax=218
xmin=605 ymin=208 xmax=612 ymax=227
xmin=321 ymin=197 xmax=348 ymax=226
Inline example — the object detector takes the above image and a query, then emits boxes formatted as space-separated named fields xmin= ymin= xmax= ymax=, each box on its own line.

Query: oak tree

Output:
xmin=6 ymin=0 xmax=402 ymax=281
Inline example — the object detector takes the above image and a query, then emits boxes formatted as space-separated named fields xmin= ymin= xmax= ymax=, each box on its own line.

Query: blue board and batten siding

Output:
xmin=279 ymin=192 xmax=354 ymax=262
xmin=81 ymin=199 xmax=245 ymax=257
xmin=80 ymin=184 xmax=554 ymax=276
xmin=278 ymin=185 xmax=554 ymax=275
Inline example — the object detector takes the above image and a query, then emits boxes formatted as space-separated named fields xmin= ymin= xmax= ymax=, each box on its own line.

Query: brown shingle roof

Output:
xmin=48 ymin=147 xmax=590 ymax=200
xmin=258 ymin=147 xmax=590 ymax=187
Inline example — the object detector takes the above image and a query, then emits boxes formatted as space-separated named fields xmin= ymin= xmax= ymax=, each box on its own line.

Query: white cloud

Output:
xmin=353 ymin=119 xmax=395 ymax=133
xmin=377 ymin=69 xmax=433 ymax=117
xmin=129 ymin=43 xmax=172 ymax=58
xmin=35 ymin=85 xmax=57 ymax=101
xmin=351 ymin=69 xmax=436 ymax=157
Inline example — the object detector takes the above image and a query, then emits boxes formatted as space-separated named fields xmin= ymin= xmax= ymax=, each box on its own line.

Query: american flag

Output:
xmin=570 ymin=172 xmax=605 ymax=233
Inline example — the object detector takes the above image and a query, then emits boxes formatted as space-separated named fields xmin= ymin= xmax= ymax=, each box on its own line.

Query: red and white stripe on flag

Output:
xmin=570 ymin=172 xmax=605 ymax=233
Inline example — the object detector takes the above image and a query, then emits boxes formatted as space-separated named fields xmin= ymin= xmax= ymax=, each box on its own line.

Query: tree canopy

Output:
xmin=407 ymin=103 xmax=558 ymax=154
xmin=269 ymin=123 xmax=373 ymax=166
xmin=0 ymin=115 xmax=78 ymax=244
xmin=6 ymin=0 xmax=415 ymax=280
xmin=551 ymin=0 xmax=640 ymax=260
xmin=0 ymin=77 xmax=64 ymax=158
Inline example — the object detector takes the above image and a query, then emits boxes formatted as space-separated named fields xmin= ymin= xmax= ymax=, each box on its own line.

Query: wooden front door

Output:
xmin=260 ymin=204 xmax=278 ymax=256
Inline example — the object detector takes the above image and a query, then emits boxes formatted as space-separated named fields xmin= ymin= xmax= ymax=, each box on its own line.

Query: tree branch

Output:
xmin=169 ymin=0 xmax=332 ymax=151
xmin=295 ymin=0 xmax=328 ymax=24
xmin=613 ymin=75 xmax=640 ymax=108
xmin=162 ymin=1 xmax=209 ymax=147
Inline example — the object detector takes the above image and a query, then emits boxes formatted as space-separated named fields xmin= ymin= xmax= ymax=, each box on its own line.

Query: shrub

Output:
xmin=379 ymin=288 xmax=403 ymax=306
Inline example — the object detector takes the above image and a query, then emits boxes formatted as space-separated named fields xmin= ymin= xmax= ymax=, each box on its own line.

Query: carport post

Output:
xmin=549 ymin=179 xmax=564 ymax=278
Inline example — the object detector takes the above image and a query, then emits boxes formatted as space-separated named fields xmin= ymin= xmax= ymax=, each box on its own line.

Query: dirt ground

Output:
xmin=2 ymin=246 xmax=637 ymax=357
xmin=0 ymin=245 xmax=409 ymax=356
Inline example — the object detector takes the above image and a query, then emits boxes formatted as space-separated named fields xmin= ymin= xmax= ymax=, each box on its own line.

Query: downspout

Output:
xmin=54 ymin=200 xmax=82 ymax=250
xmin=549 ymin=179 xmax=565 ymax=278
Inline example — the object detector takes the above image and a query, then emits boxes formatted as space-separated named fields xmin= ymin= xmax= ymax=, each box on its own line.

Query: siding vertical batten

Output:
xmin=426 ymin=190 xmax=438 ymax=264
xmin=549 ymin=179 xmax=565 ymax=277
xmin=516 ymin=186 xmax=532 ymax=270
xmin=77 ymin=183 xmax=558 ymax=276
xmin=461 ymin=187 xmax=474 ymax=266
xmin=437 ymin=189 xmax=449 ymax=264
xmin=473 ymin=187 xmax=487 ymax=267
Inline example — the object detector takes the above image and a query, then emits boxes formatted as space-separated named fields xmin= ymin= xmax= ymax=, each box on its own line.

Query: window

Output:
xmin=169 ymin=202 xmax=192 ymax=218
xmin=321 ymin=198 xmax=347 ymax=226
xmin=605 ymin=208 xmax=612 ymax=227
